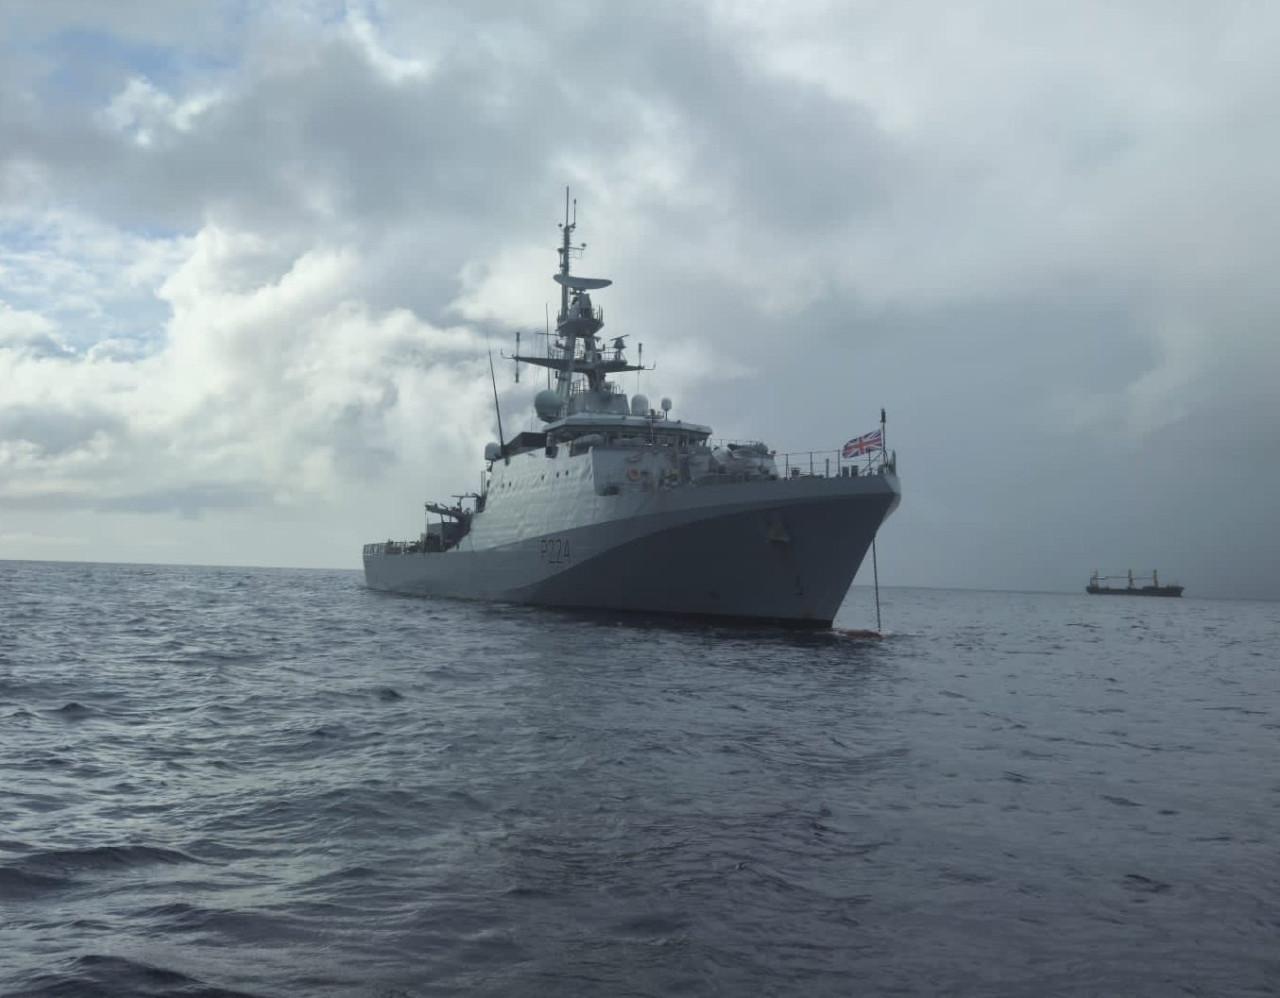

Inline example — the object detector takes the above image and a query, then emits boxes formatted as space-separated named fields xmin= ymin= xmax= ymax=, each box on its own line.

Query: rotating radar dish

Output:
xmin=553 ymin=274 xmax=612 ymax=291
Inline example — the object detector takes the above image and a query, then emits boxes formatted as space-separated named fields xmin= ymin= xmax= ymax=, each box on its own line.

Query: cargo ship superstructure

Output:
xmin=363 ymin=196 xmax=901 ymax=627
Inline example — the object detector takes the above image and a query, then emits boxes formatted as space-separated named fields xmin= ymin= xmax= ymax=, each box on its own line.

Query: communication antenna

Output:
xmin=487 ymin=347 xmax=507 ymax=464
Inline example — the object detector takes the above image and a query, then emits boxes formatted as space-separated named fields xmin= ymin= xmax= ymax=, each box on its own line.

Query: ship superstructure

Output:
xmin=363 ymin=195 xmax=901 ymax=627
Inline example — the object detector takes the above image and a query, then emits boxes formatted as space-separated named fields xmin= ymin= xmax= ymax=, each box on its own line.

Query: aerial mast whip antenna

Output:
xmin=487 ymin=347 xmax=508 ymax=464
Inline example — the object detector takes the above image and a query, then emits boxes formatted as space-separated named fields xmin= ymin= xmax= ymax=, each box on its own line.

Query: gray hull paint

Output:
xmin=364 ymin=473 xmax=900 ymax=626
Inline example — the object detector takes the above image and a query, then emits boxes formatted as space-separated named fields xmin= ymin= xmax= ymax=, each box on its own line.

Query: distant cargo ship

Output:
xmin=1087 ymin=570 xmax=1184 ymax=597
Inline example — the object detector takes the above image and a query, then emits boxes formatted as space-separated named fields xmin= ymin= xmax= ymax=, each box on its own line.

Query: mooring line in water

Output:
xmin=835 ymin=627 xmax=884 ymax=640
xmin=872 ymin=537 xmax=882 ymax=633
xmin=833 ymin=414 xmax=888 ymax=640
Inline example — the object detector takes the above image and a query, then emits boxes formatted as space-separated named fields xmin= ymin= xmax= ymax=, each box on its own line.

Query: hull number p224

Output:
xmin=540 ymin=537 xmax=571 ymax=564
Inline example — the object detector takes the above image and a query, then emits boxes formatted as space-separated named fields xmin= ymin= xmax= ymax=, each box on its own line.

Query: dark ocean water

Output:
xmin=1 ymin=560 xmax=1277 ymax=998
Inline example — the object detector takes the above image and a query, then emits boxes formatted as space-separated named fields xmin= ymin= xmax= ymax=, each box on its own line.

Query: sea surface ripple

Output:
xmin=1 ymin=561 xmax=1278 ymax=996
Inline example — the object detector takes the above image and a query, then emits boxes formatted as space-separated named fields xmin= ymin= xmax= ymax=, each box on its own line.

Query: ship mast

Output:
xmin=508 ymin=189 xmax=643 ymax=420
xmin=558 ymin=188 xmax=573 ymax=323
xmin=553 ymin=189 xmax=582 ymax=398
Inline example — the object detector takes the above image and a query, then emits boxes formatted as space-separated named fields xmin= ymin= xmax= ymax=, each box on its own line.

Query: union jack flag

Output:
xmin=842 ymin=428 xmax=882 ymax=459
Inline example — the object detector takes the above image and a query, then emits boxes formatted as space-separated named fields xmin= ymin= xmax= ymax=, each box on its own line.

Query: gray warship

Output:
xmin=363 ymin=197 xmax=901 ymax=627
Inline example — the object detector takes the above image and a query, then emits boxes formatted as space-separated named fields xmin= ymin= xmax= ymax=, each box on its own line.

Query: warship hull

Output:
xmin=365 ymin=472 xmax=900 ymax=627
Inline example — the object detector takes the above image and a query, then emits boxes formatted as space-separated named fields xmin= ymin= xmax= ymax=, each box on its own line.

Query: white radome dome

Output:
xmin=534 ymin=389 xmax=564 ymax=421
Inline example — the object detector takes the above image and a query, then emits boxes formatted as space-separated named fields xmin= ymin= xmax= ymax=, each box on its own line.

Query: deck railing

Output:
xmin=708 ymin=443 xmax=895 ymax=480
xmin=364 ymin=541 xmax=416 ymax=556
xmin=777 ymin=447 xmax=895 ymax=479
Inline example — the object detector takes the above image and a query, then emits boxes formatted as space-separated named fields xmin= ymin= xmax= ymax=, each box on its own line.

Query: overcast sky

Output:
xmin=2 ymin=0 xmax=1278 ymax=599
